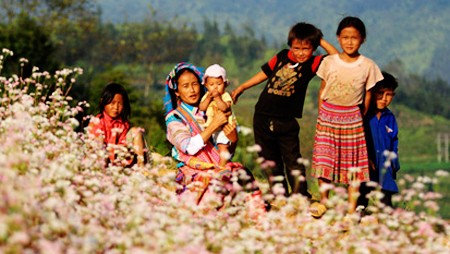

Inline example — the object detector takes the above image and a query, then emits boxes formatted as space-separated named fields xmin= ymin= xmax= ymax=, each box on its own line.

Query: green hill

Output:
xmin=98 ymin=0 xmax=450 ymax=85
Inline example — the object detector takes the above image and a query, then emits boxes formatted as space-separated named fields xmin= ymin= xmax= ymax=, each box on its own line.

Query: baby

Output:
xmin=199 ymin=64 xmax=237 ymax=166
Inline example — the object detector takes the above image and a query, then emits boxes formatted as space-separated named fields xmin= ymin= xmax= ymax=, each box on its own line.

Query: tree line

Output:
xmin=1 ymin=1 xmax=449 ymax=155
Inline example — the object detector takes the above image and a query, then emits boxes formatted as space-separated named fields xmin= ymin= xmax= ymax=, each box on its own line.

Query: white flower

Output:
xmin=68 ymin=117 xmax=79 ymax=127
xmin=9 ymin=231 xmax=30 ymax=245
xmin=246 ymin=144 xmax=261 ymax=153
xmin=412 ymin=182 xmax=425 ymax=190
xmin=271 ymin=183 xmax=286 ymax=196
xmin=270 ymin=175 xmax=285 ymax=182
xmin=74 ymin=67 xmax=84 ymax=75
xmin=0 ymin=223 xmax=8 ymax=239
xmin=239 ymin=125 xmax=253 ymax=136
xmin=366 ymin=181 xmax=379 ymax=188
xmin=291 ymin=170 xmax=300 ymax=176
xmin=319 ymin=182 xmax=334 ymax=193
xmin=2 ymin=48 xmax=13 ymax=55
xmin=389 ymin=151 xmax=398 ymax=160
xmin=435 ymin=170 xmax=449 ymax=177
xmin=296 ymin=157 xmax=310 ymax=167
xmin=418 ymin=175 xmax=432 ymax=183
xmin=219 ymin=150 xmax=231 ymax=161
xmin=255 ymin=157 xmax=264 ymax=164
xmin=43 ymin=197 xmax=60 ymax=210
xmin=424 ymin=201 xmax=439 ymax=212
xmin=386 ymin=218 xmax=400 ymax=228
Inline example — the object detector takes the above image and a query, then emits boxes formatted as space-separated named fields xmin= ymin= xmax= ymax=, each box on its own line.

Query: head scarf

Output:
xmin=164 ymin=62 xmax=204 ymax=116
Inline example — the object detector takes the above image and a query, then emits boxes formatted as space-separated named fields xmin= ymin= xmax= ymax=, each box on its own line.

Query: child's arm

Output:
xmin=391 ymin=117 xmax=400 ymax=172
xmin=201 ymin=108 xmax=229 ymax=142
xmin=223 ymin=122 xmax=238 ymax=154
xmin=231 ymin=71 xmax=268 ymax=103
xmin=317 ymin=79 xmax=327 ymax=113
xmin=213 ymin=93 xmax=231 ymax=112
xmin=320 ymin=38 xmax=338 ymax=55
xmin=199 ymin=93 xmax=212 ymax=111
xmin=362 ymin=90 xmax=372 ymax=116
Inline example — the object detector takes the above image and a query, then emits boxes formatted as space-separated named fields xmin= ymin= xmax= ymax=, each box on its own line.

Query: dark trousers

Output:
xmin=253 ymin=114 xmax=310 ymax=198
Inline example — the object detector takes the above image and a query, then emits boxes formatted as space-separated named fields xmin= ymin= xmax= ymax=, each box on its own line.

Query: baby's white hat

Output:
xmin=203 ymin=64 xmax=227 ymax=84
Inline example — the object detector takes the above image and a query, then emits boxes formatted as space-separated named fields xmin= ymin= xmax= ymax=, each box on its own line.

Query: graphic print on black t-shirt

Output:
xmin=267 ymin=62 xmax=302 ymax=97
xmin=255 ymin=49 xmax=321 ymax=118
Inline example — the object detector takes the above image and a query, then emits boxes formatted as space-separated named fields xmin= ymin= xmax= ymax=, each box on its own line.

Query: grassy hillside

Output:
xmin=98 ymin=0 xmax=450 ymax=85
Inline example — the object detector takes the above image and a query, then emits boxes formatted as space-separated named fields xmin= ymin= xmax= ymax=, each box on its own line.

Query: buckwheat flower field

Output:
xmin=0 ymin=50 xmax=449 ymax=253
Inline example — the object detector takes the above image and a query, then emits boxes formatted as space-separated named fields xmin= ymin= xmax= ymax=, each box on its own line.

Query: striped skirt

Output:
xmin=311 ymin=101 xmax=369 ymax=184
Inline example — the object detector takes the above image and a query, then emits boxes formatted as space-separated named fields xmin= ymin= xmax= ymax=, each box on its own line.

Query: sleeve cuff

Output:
xmin=185 ymin=134 xmax=205 ymax=155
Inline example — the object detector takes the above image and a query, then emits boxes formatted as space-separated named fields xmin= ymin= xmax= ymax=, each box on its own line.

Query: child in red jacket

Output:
xmin=88 ymin=83 xmax=150 ymax=167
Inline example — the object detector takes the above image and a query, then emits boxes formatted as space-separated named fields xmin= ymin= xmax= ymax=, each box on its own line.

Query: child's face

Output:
xmin=337 ymin=26 xmax=364 ymax=57
xmin=205 ymin=77 xmax=226 ymax=95
xmin=374 ymin=88 xmax=395 ymax=110
xmin=290 ymin=39 xmax=314 ymax=63
xmin=105 ymin=94 xmax=124 ymax=119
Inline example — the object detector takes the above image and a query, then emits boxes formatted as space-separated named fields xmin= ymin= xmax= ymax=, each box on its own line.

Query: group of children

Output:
xmin=231 ymin=16 xmax=400 ymax=217
xmin=87 ymin=15 xmax=400 ymax=218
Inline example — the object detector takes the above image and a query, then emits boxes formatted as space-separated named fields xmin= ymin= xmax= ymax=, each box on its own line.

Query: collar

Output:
xmin=367 ymin=108 xmax=392 ymax=119
xmin=101 ymin=112 xmax=124 ymax=123
xmin=179 ymin=102 xmax=200 ymax=115
xmin=378 ymin=108 xmax=392 ymax=116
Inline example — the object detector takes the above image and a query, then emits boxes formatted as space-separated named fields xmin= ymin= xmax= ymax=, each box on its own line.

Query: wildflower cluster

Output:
xmin=0 ymin=49 xmax=449 ymax=253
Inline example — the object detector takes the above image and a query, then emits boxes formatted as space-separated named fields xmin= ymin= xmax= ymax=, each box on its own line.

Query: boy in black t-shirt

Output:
xmin=231 ymin=22 xmax=337 ymax=198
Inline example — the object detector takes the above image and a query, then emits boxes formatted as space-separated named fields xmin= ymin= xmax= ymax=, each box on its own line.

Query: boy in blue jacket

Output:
xmin=359 ymin=71 xmax=400 ymax=208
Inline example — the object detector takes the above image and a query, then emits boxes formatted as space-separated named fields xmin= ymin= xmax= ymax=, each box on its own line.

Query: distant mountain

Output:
xmin=97 ymin=0 xmax=450 ymax=84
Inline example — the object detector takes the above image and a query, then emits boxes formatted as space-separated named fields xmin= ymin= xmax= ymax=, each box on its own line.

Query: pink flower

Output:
xmin=417 ymin=222 xmax=436 ymax=237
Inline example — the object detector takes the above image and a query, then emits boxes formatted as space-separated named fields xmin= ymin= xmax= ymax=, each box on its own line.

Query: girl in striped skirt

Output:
xmin=310 ymin=16 xmax=384 ymax=217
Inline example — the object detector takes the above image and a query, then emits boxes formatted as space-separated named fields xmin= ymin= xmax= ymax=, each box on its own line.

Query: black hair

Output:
xmin=287 ymin=22 xmax=323 ymax=50
xmin=168 ymin=68 xmax=205 ymax=111
xmin=374 ymin=71 xmax=399 ymax=92
xmin=99 ymin=82 xmax=131 ymax=121
xmin=336 ymin=16 xmax=366 ymax=40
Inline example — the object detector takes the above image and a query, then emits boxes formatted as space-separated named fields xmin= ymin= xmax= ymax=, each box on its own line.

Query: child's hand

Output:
xmin=210 ymin=107 xmax=228 ymax=129
xmin=210 ymin=89 xmax=220 ymax=99
xmin=223 ymin=122 xmax=238 ymax=143
xmin=231 ymin=88 xmax=242 ymax=103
